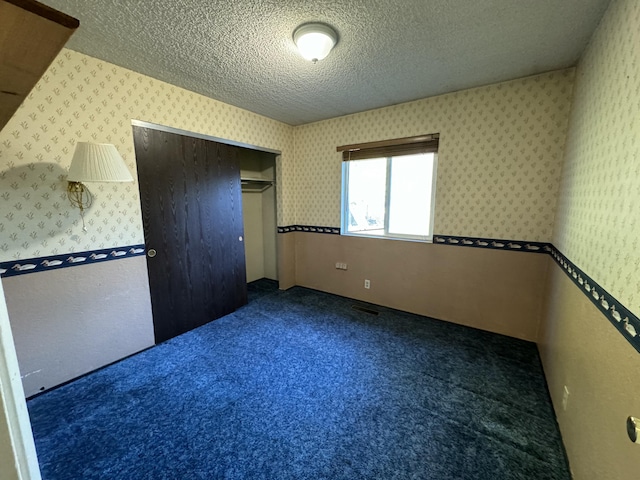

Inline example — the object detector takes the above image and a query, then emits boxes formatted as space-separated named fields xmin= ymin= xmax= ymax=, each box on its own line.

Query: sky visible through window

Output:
xmin=346 ymin=153 xmax=434 ymax=238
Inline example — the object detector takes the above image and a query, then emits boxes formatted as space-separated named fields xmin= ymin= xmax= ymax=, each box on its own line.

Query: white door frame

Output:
xmin=0 ymin=279 xmax=41 ymax=480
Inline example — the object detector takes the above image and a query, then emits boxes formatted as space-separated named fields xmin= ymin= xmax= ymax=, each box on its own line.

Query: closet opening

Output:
xmin=239 ymin=149 xmax=278 ymax=285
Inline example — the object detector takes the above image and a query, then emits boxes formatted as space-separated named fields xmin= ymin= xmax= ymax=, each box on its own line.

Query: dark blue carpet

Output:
xmin=28 ymin=280 xmax=570 ymax=479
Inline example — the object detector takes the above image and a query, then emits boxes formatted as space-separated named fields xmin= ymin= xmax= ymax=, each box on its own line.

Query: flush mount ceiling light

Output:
xmin=293 ymin=23 xmax=338 ymax=63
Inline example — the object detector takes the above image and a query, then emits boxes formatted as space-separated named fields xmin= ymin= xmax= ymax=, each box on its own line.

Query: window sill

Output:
xmin=341 ymin=231 xmax=433 ymax=244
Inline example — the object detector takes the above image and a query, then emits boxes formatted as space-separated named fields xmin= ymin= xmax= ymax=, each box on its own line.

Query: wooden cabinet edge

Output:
xmin=3 ymin=0 xmax=79 ymax=29
xmin=0 ymin=0 xmax=79 ymax=130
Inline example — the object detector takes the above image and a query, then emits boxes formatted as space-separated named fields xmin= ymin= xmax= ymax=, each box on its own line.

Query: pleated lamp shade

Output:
xmin=67 ymin=142 xmax=133 ymax=183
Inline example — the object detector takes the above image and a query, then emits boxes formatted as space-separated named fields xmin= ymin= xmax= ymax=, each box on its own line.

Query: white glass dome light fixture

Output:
xmin=293 ymin=23 xmax=338 ymax=63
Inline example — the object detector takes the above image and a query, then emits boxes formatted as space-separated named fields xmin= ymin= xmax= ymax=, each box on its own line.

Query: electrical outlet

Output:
xmin=364 ymin=279 xmax=370 ymax=289
xmin=335 ymin=262 xmax=348 ymax=270
xmin=562 ymin=386 xmax=569 ymax=411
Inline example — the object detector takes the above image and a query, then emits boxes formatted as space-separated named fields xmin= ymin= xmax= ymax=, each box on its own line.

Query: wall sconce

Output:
xmin=67 ymin=142 xmax=133 ymax=230
xmin=293 ymin=23 xmax=338 ymax=63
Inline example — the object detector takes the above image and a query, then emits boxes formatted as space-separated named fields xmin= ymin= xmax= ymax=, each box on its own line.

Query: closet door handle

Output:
xmin=239 ymin=236 xmax=243 ymax=242
xmin=147 ymin=248 xmax=157 ymax=258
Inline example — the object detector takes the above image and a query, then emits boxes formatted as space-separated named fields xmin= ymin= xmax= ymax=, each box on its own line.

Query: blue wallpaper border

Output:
xmin=546 ymin=245 xmax=640 ymax=354
xmin=278 ymin=225 xmax=341 ymax=235
xmin=433 ymin=235 xmax=549 ymax=253
xmin=4 ymin=228 xmax=639 ymax=354
xmin=0 ymin=244 xmax=146 ymax=278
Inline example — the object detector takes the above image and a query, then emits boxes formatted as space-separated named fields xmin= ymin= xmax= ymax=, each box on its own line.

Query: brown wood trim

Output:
xmin=336 ymin=133 xmax=439 ymax=153
xmin=3 ymin=0 xmax=79 ymax=29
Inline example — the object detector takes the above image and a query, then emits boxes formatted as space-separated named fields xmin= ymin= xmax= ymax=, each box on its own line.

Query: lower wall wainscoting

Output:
xmin=279 ymin=226 xmax=640 ymax=354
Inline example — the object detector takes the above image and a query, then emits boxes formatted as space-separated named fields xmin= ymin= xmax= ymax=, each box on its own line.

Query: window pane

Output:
xmin=388 ymin=153 xmax=434 ymax=237
xmin=346 ymin=158 xmax=387 ymax=234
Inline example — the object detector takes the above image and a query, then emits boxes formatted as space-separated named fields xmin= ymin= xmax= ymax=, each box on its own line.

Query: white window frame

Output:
xmin=340 ymin=152 xmax=438 ymax=243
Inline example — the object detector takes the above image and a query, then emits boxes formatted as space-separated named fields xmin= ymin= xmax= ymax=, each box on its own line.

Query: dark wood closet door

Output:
xmin=133 ymin=126 xmax=247 ymax=344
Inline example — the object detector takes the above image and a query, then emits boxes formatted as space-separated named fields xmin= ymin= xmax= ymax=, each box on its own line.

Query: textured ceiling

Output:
xmin=41 ymin=0 xmax=611 ymax=126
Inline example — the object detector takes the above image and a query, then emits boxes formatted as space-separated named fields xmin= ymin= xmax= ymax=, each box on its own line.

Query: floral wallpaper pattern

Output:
xmin=0 ymin=49 xmax=294 ymax=262
xmin=293 ymin=70 xmax=575 ymax=242
xmin=554 ymin=0 xmax=640 ymax=317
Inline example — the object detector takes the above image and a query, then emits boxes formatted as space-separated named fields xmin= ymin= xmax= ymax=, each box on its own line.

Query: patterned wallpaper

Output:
xmin=554 ymin=0 xmax=640 ymax=316
xmin=0 ymin=49 xmax=294 ymax=262
xmin=293 ymin=70 xmax=575 ymax=242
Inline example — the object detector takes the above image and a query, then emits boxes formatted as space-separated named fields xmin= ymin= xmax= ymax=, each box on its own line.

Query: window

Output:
xmin=339 ymin=134 xmax=438 ymax=242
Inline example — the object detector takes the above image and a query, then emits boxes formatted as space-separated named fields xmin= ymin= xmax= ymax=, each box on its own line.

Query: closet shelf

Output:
xmin=241 ymin=177 xmax=274 ymax=192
